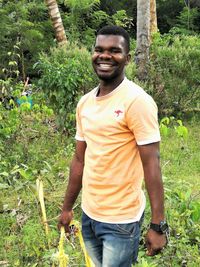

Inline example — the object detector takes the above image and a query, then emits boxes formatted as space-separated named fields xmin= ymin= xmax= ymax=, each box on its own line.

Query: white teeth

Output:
xmin=99 ymin=64 xmax=112 ymax=70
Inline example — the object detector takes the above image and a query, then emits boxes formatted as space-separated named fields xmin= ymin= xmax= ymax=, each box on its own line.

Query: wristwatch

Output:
xmin=150 ymin=221 xmax=169 ymax=234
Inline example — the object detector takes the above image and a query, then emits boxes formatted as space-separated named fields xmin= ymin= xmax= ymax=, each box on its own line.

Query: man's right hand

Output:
xmin=58 ymin=210 xmax=73 ymax=233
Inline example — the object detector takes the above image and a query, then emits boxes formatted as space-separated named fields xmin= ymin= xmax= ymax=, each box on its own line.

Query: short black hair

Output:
xmin=97 ymin=25 xmax=130 ymax=53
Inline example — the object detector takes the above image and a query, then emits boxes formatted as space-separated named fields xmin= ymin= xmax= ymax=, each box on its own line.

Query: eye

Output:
xmin=94 ymin=47 xmax=102 ymax=53
xmin=110 ymin=48 xmax=121 ymax=53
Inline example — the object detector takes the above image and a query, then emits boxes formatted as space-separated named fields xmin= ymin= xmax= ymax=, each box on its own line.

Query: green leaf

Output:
xmin=18 ymin=169 xmax=31 ymax=180
xmin=177 ymin=119 xmax=183 ymax=126
xmin=160 ymin=124 xmax=169 ymax=137
xmin=176 ymin=125 xmax=188 ymax=140
xmin=160 ymin=117 xmax=170 ymax=125
xmin=8 ymin=61 xmax=17 ymax=66
xmin=0 ymin=171 xmax=9 ymax=177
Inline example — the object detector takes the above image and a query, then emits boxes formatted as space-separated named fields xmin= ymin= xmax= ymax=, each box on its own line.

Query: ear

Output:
xmin=125 ymin=53 xmax=131 ymax=65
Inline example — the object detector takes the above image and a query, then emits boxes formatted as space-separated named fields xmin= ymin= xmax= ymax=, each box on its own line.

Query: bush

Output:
xmin=35 ymin=44 xmax=98 ymax=135
xmin=147 ymin=33 xmax=200 ymax=117
xmin=0 ymin=88 xmax=78 ymax=267
xmin=0 ymin=0 xmax=54 ymax=79
xmin=0 ymin=94 xmax=199 ymax=266
xmin=0 ymin=90 xmax=64 ymax=189
xmin=137 ymin=121 xmax=200 ymax=266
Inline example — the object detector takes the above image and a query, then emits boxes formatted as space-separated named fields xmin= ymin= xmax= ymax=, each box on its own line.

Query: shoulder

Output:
xmin=77 ymin=87 xmax=97 ymax=109
xmin=123 ymin=79 xmax=157 ymax=109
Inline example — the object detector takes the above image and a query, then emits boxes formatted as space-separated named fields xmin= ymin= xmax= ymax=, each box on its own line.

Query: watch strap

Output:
xmin=150 ymin=222 xmax=162 ymax=233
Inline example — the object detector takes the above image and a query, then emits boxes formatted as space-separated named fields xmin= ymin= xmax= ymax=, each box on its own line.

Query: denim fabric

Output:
xmin=81 ymin=212 xmax=144 ymax=267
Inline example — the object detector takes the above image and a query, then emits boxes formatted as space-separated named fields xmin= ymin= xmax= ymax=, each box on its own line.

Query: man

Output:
xmin=58 ymin=25 xmax=168 ymax=266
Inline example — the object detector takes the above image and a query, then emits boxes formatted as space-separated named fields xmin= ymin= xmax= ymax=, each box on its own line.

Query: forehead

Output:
xmin=95 ymin=35 xmax=126 ymax=49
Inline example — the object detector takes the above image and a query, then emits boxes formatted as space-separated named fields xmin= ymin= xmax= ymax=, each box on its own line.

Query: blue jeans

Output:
xmin=81 ymin=212 xmax=144 ymax=267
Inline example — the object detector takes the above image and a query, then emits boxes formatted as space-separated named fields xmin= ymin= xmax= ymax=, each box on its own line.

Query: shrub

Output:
xmin=147 ymin=33 xmax=200 ymax=117
xmin=0 ymin=0 xmax=54 ymax=79
xmin=35 ymin=44 xmax=98 ymax=135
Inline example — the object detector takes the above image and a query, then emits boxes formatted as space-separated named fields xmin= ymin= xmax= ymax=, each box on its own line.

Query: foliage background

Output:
xmin=0 ymin=0 xmax=200 ymax=266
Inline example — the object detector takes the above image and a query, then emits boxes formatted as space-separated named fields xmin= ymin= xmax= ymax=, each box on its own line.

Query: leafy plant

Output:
xmin=137 ymin=121 xmax=200 ymax=266
xmin=0 ymin=0 xmax=54 ymax=79
xmin=61 ymin=0 xmax=133 ymax=48
xmin=175 ymin=6 xmax=200 ymax=34
xmin=35 ymin=44 xmax=97 ymax=134
xmin=111 ymin=10 xmax=133 ymax=28
xmin=148 ymin=33 xmax=200 ymax=116
xmin=159 ymin=117 xmax=188 ymax=140
xmin=1 ymin=109 xmax=199 ymax=266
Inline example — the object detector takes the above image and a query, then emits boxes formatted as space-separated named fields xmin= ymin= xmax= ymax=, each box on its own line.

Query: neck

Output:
xmin=98 ymin=75 xmax=125 ymax=97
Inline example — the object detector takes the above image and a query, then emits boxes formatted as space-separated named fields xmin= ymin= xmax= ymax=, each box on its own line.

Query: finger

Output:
xmin=147 ymin=247 xmax=162 ymax=256
xmin=145 ymin=240 xmax=152 ymax=256
xmin=62 ymin=223 xmax=70 ymax=234
xmin=146 ymin=248 xmax=153 ymax=256
xmin=65 ymin=232 xmax=70 ymax=240
xmin=145 ymin=239 xmax=151 ymax=251
xmin=57 ymin=222 xmax=70 ymax=234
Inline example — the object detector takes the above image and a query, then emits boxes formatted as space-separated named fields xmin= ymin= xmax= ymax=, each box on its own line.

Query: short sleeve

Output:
xmin=126 ymin=94 xmax=161 ymax=145
xmin=75 ymin=103 xmax=85 ymax=141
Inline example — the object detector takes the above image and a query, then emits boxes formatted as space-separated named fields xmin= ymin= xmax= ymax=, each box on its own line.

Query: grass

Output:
xmin=161 ymin=122 xmax=200 ymax=186
xmin=138 ymin=120 xmax=200 ymax=266
xmin=0 ymin=118 xmax=200 ymax=266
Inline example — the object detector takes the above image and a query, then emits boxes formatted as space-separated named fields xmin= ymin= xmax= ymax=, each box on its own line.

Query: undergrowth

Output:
xmin=0 ymin=102 xmax=199 ymax=266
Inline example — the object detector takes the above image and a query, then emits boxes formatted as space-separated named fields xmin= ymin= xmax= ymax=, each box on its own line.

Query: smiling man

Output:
xmin=58 ymin=26 xmax=168 ymax=266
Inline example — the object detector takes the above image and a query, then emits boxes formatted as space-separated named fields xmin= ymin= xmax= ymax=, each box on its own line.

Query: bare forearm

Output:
xmin=143 ymin=161 xmax=165 ymax=223
xmin=139 ymin=143 xmax=167 ymax=255
xmin=62 ymin=156 xmax=83 ymax=212
xmin=138 ymin=143 xmax=165 ymax=223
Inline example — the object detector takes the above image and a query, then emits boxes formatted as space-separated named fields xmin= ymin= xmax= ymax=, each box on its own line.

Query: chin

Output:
xmin=96 ymin=72 xmax=117 ymax=81
xmin=98 ymin=75 xmax=113 ymax=81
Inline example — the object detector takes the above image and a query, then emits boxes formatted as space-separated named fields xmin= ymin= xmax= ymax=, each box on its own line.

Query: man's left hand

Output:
xmin=145 ymin=229 xmax=167 ymax=256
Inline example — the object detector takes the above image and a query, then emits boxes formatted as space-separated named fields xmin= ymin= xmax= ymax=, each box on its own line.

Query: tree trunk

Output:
xmin=45 ymin=0 xmax=67 ymax=45
xmin=150 ymin=0 xmax=158 ymax=40
xmin=135 ymin=0 xmax=150 ymax=81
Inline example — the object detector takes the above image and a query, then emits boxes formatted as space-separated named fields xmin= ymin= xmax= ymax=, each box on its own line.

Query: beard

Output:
xmin=93 ymin=66 xmax=124 ymax=82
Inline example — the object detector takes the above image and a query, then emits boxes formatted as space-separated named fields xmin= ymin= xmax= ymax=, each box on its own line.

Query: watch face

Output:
xmin=160 ymin=221 xmax=169 ymax=233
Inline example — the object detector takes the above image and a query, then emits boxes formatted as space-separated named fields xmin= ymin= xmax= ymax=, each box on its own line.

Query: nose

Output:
xmin=99 ymin=50 xmax=112 ymax=59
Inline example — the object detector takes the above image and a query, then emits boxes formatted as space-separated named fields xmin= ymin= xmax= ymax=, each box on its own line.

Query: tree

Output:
xmin=150 ymin=0 xmax=158 ymax=39
xmin=135 ymin=0 xmax=150 ymax=81
xmin=45 ymin=0 xmax=67 ymax=45
xmin=0 ymin=0 xmax=54 ymax=79
xmin=190 ymin=0 xmax=200 ymax=7
xmin=156 ymin=0 xmax=185 ymax=33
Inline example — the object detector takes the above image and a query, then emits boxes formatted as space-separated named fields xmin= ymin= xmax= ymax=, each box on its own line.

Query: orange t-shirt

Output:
xmin=75 ymin=78 xmax=160 ymax=223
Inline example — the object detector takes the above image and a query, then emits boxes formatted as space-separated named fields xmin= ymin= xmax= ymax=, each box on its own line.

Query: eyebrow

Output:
xmin=94 ymin=45 xmax=123 ymax=50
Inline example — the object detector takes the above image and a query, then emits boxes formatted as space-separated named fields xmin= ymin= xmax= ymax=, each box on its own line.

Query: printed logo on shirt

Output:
xmin=114 ymin=109 xmax=124 ymax=120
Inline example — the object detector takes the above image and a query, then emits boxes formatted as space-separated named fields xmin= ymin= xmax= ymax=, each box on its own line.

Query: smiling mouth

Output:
xmin=97 ymin=63 xmax=115 ymax=71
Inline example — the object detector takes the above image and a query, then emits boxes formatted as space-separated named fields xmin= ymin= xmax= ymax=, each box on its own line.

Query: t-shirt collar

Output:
xmin=94 ymin=77 xmax=128 ymax=100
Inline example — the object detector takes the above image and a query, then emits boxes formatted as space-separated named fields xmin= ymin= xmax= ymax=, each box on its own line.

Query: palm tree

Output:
xmin=45 ymin=0 xmax=67 ymax=45
xmin=135 ymin=0 xmax=150 ymax=81
xmin=150 ymin=0 xmax=158 ymax=39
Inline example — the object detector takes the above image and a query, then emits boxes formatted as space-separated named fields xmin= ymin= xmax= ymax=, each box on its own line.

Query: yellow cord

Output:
xmin=70 ymin=220 xmax=95 ymax=267
xmin=58 ymin=226 xmax=69 ymax=267
xmin=56 ymin=221 xmax=94 ymax=267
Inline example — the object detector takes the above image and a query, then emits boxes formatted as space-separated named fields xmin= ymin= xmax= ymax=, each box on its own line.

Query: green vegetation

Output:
xmin=1 ymin=0 xmax=200 ymax=79
xmin=0 ymin=100 xmax=199 ymax=266
xmin=35 ymin=44 xmax=97 ymax=134
xmin=148 ymin=34 xmax=200 ymax=115
xmin=0 ymin=0 xmax=200 ymax=266
xmin=139 ymin=119 xmax=200 ymax=267
xmin=0 ymin=99 xmax=76 ymax=266
xmin=0 ymin=0 xmax=54 ymax=78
